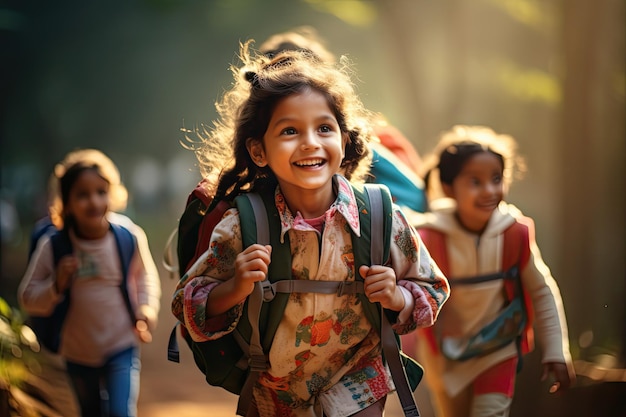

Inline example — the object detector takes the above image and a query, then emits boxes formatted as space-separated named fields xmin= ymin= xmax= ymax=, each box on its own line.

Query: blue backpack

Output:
xmin=27 ymin=222 xmax=137 ymax=353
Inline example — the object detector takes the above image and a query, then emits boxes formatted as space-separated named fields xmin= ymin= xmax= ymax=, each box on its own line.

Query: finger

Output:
xmin=250 ymin=247 xmax=272 ymax=265
xmin=139 ymin=330 xmax=152 ymax=343
xmin=135 ymin=320 xmax=152 ymax=343
xmin=365 ymin=285 xmax=393 ymax=303
xmin=549 ymin=381 xmax=560 ymax=393
xmin=239 ymin=270 xmax=268 ymax=283
xmin=236 ymin=250 xmax=271 ymax=270
xmin=136 ymin=320 xmax=148 ymax=332
xmin=244 ymin=244 xmax=271 ymax=255
xmin=364 ymin=265 xmax=389 ymax=275
xmin=250 ymin=256 xmax=271 ymax=273
xmin=359 ymin=265 xmax=370 ymax=279
xmin=364 ymin=279 xmax=384 ymax=295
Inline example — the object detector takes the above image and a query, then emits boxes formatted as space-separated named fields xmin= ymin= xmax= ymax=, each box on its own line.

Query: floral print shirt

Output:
xmin=172 ymin=175 xmax=449 ymax=417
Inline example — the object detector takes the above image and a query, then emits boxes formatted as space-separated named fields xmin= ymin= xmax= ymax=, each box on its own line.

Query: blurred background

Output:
xmin=1 ymin=0 xmax=624 ymax=416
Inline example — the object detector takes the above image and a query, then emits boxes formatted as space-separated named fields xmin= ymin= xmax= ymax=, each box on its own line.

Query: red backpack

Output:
xmin=410 ymin=220 xmax=536 ymax=361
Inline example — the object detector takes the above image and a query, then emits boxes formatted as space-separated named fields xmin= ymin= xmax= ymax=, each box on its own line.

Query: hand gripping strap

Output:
xmin=363 ymin=184 xmax=420 ymax=417
xmin=236 ymin=192 xmax=269 ymax=416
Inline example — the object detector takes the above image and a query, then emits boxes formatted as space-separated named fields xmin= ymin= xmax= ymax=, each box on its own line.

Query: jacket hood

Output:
xmin=416 ymin=198 xmax=521 ymax=237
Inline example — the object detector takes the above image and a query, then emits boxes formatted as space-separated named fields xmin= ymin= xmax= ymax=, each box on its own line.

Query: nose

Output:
xmin=482 ymin=182 xmax=499 ymax=196
xmin=88 ymin=192 xmax=107 ymax=207
xmin=300 ymin=129 xmax=321 ymax=151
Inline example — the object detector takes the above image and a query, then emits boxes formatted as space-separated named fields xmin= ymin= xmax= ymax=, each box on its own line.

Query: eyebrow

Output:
xmin=271 ymin=114 xmax=337 ymax=127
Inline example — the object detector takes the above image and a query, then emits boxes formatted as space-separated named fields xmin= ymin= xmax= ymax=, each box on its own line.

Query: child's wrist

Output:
xmin=390 ymin=287 xmax=406 ymax=311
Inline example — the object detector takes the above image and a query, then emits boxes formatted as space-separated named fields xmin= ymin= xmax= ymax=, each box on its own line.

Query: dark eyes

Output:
xmin=75 ymin=188 xmax=108 ymax=199
xmin=280 ymin=125 xmax=334 ymax=136
xmin=468 ymin=175 xmax=502 ymax=186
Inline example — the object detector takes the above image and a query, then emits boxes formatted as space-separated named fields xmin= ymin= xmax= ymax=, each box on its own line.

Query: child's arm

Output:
xmin=205 ymin=244 xmax=271 ymax=317
xmin=359 ymin=265 xmax=406 ymax=312
xmin=129 ymin=221 xmax=161 ymax=318
xmin=127 ymin=224 xmax=161 ymax=343
xmin=377 ymin=207 xmax=450 ymax=334
xmin=171 ymin=208 xmax=265 ymax=342
xmin=521 ymin=238 xmax=576 ymax=390
xmin=18 ymin=236 xmax=73 ymax=315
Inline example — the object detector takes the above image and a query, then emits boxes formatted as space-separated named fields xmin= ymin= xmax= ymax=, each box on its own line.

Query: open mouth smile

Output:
xmin=294 ymin=158 xmax=325 ymax=167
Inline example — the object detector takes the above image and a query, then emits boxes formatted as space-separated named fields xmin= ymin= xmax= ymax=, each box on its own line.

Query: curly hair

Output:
xmin=421 ymin=125 xmax=526 ymax=201
xmin=184 ymin=40 xmax=374 ymax=202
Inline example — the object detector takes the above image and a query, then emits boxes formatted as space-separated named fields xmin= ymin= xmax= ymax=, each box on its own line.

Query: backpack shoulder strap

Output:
xmin=234 ymin=191 xmax=291 ymax=416
xmin=110 ymin=223 xmax=135 ymax=276
xmin=417 ymin=227 xmax=449 ymax=277
xmin=361 ymin=183 xmax=393 ymax=265
xmin=31 ymin=230 xmax=74 ymax=353
xmin=502 ymin=220 xmax=531 ymax=272
xmin=352 ymin=184 xmax=392 ymax=272
xmin=30 ymin=217 xmax=57 ymax=259
xmin=110 ymin=223 xmax=137 ymax=323
xmin=352 ymin=184 xmax=388 ymax=330
xmin=502 ymin=219 xmax=535 ymax=354
xmin=234 ymin=191 xmax=291 ymax=344
xmin=49 ymin=230 xmax=73 ymax=265
xmin=356 ymin=184 xmax=421 ymax=417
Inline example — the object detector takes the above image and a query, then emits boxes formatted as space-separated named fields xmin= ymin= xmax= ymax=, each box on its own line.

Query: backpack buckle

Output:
xmin=261 ymin=280 xmax=275 ymax=302
xmin=337 ymin=280 xmax=355 ymax=297
xmin=248 ymin=354 xmax=269 ymax=372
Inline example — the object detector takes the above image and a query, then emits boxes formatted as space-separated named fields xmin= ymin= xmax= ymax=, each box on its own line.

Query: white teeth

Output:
xmin=295 ymin=159 xmax=324 ymax=166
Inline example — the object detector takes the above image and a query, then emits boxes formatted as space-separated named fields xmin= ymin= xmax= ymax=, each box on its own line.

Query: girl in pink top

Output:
xmin=19 ymin=150 xmax=161 ymax=417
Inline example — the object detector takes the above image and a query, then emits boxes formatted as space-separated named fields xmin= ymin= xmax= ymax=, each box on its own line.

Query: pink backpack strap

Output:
xmin=414 ymin=228 xmax=449 ymax=355
xmin=502 ymin=219 xmax=535 ymax=354
xmin=418 ymin=228 xmax=450 ymax=277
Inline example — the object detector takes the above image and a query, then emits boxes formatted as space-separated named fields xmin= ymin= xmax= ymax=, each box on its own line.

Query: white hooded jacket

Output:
xmin=410 ymin=199 xmax=573 ymax=396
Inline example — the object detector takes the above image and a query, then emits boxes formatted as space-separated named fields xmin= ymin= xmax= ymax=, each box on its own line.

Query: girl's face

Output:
xmin=443 ymin=151 xmax=504 ymax=233
xmin=250 ymin=88 xmax=346 ymax=207
xmin=65 ymin=169 xmax=110 ymax=237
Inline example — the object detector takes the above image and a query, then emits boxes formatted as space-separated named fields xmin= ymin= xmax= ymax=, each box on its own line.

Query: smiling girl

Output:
xmin=171 ymin=42 xmax=449 ymax=417
xmin=403 ymin=125 xmax=575 ymax=417
xmin=19 ymin=152 xmax=161 ymax=417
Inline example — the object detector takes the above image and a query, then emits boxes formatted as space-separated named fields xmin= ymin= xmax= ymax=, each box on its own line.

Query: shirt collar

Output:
xmin=275 ymin=175 xmax=362 ymax=242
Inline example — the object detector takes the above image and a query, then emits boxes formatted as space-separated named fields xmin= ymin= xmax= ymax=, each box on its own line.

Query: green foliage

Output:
xmin=0 ymin=297 xmax=39 ymax=390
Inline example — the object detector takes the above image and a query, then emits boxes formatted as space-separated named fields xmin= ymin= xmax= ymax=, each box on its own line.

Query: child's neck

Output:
xmin=280 ymin=183 xmax=337 ymax=219
xmin=453 ymin=212 xmax=488 ymax=236
xmin=73 ymin=220 xmax=110 ymax=240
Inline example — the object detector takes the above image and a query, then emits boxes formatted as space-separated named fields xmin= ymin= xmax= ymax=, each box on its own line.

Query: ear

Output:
xmin=442 ymin=183 xmax=454 ymax=198
xmin=246 ymin=138 xmax=267 ymax=167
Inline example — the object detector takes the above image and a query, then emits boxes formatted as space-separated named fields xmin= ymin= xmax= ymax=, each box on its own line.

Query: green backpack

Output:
xmin=168 ymin=183 xmax=423 ymax=417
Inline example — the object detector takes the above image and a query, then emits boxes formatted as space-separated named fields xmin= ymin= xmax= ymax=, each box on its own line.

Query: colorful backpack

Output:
xmin=167 ymin=182 xmax=424 ymax=417
xmin=415 ymin=221 xmax=536 ymax=362
xmin=27 ymin=223 xmax=137 ymax=352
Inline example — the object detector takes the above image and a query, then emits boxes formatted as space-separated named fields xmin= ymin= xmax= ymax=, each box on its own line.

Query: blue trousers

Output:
xmin=66 ymin=346 xmax=141 ymax=417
